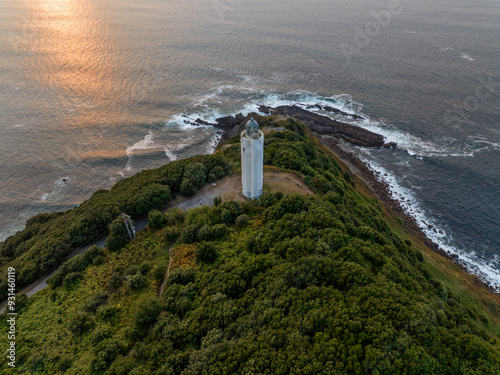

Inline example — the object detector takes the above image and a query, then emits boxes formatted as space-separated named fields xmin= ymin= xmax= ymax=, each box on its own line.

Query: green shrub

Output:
xmin=259 ymin=193 xmax=278 ymax=208
xmin=311 ymin=174 xmax=332 ymax=194
xmin=219 ymin=201 xmax=242 ymax=224
xmin=15 ymin=293 xmax=29 ymax=312
xmin=92 ymin=255 xmax=105 ymax=266
xmin=343 ymin=171 xmax=352 ymax=182
xmin=198 ymin=224 xmax=212 ymax=242
xmin=132 ymin=294 xmax=163 ymax=328
xmin=49 ymin=250 xmax=99 ymax=290
xmin=83 ymin=291 xmax=109 ymax=313
xmin=168 ymin=267 xmax=195 ymax=286
xmin=195 ymin=242 xmax=218 ymax=264
xmin=198 ymin=224 xmax=228 ymax=241
xmin=180 ymin=225 xmax=199 ymax=244
xmin=180 ymin=163 xmax=207 ymax=197
xmin=126 ymin=272 xmax=148 ymax=290
xmin=153 ymin=262 xmax=168 ymax=282
xmin=180 ymin=179 xmax=197 ymax=196
xmin=91 ymin=339 xmax=125 ymax=373
xmin=96 ymin=305 xmax=121 ymax=322
xmin=108 ymin=271 xmax=123 ymax=290
xmin=62 ymin=254 xmax=89 ymax=274
xmin=132 ymin=184 xmax=171 ymax=216
xmin=164 ymin=226 xmax=181 ymax=242
xmin=126 ymin=264 xmax=140 ymax=276
xmin=106 ymin=218 xmax=129 ymax=252
xmin=26 ymin=352 xmax=46 ymax=372
xmin=84 ymin=245 xmax=105 ymax=263
xmin=57 ymin=356 xmax=72 ymax=372
xmin=69 ymin=311 xmax=94 ymax=336
xmin=165 ymin=208 xmax=185 ymax=226
xmin=235 ymin=214 xmax=249 ymax=228
xmin=107 ymin=355 xmax=136 ymax=375
xmin=208 ymin=166 xmax=225 ymax=183
xmin=148 ymin=209 xmax=167 ymax=231
xmin=63 ymin=272 xmax=83 ymax=289
xmin=91 ymin=326 xmax=111 ymax=344
xmin=48 ymin=270 xmax=65 ymax=289
xmin=210 ymin=224 xmax=228 ymax=240
xmin=139 ymin=261 xmax=152 ymax=275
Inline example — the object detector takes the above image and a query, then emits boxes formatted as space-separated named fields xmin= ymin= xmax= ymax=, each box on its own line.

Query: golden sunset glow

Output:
xmin=20 ymin=0 xmax=127 ymax=127
xmin=37 ymin=0 xmax=77 ymax=13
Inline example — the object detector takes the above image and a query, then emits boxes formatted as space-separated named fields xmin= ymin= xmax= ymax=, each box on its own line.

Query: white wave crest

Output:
xmin=126 ymin=132 xmax=158 ymax=156
xmin=462 ymin=53 xmax=475 ymax=61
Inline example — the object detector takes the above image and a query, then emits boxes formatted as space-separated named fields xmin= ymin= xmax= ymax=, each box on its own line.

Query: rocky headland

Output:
xmin=201 ymin=105 xmax=486 ymax=290
xmin=210 ymin=104 xmax=388 ymax=148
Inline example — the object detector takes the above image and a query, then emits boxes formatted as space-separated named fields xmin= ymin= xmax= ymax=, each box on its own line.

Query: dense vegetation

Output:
xmin=0 ymin=153 xmax=229 ymax=300
xmin=1 ymin=117 xmax=500 ymax=374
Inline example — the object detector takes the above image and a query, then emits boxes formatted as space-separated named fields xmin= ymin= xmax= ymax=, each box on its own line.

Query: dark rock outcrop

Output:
xmin=268 ymin=105 xmax=385 ymax=147
xmin=195 ymin=118 xmax=213 ymax=126
xmin=322 ymin=105 xmax=363 ymax=120
xmin=213 ymin=114 xmax=251 ymax=147
xmin=212 ymin=104 xmax=386 ymax=149
xmin=383 ymin=142 xmax=398 ymax=149
xmin=258 ymin=105 xmax=271 ymax=114
xmin=214 ymin=115 xmax=241 ymax=132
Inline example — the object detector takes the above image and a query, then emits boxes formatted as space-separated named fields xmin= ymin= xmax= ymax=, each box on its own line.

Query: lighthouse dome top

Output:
xmin=245 ymin=118 xmax=259 ymax=137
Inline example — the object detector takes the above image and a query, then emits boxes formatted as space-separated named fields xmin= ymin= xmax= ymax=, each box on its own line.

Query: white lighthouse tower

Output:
xmin=241 ymin=118 xmax=264 ymax=199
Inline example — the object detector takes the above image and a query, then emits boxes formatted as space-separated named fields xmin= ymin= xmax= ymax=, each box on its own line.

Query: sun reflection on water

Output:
xmin=19 ymin=0 xmax=129 ymax=128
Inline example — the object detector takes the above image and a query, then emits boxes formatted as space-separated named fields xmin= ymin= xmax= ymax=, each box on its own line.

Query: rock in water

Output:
xmin=270 ymin=105 xmax=385 ymax=147
xmin=383 ymin=142 xmax=398 ymax=149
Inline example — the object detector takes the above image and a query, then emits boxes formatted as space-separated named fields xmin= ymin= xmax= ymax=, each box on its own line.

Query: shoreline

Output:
xmin=212 ymin=107 xmax=499 ymax=295
xmin=1 ymin=108 xmax=498 ymax=305
xmin=321 ymin=138 xmax=445 ymax=250
xmin=318 ymin=138 xmax=500 ymax=295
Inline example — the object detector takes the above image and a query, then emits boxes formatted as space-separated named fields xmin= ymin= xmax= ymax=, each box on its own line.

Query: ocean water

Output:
xmin=0 ymin=0 xmax=499 ymax=287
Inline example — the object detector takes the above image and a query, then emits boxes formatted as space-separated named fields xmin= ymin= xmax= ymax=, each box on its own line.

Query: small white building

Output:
xmin=241 ymin=118 xmax=264 ymax=199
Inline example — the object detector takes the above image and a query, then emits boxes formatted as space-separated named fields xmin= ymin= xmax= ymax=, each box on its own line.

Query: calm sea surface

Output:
xmin=0 ymin=0 xmax=499 ymax=286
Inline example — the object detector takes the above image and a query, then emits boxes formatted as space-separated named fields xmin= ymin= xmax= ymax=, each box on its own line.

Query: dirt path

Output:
xmin=158 ymin=238 xmax=180 ymax=297
xmin=167 ymin=171 xmax=313 ymax=211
